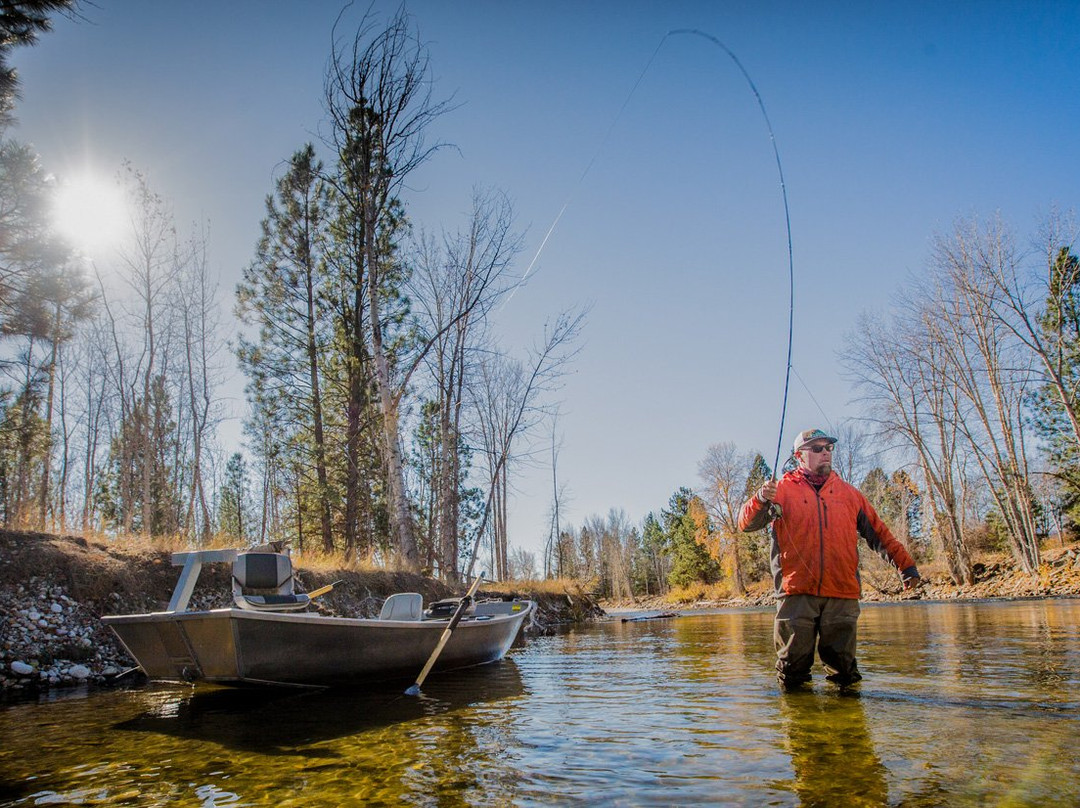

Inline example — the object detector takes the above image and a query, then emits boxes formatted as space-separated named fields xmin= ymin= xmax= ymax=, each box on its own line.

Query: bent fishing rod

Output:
xmin=666 ymin=29 xmax=795 ymax=480
xmin=518 ymin=29 xmax=796 ymax=479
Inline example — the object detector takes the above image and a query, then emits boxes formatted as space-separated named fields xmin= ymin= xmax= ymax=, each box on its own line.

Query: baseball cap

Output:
xmin=793 ymin=428 xmax=838 ymax=454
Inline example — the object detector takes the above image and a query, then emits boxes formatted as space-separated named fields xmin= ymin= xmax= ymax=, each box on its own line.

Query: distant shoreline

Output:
xmin=600 ymin=542 xmax=1080 ymax=614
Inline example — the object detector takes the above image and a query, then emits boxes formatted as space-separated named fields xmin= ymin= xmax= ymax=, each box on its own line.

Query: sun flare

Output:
xmin=53 ymin=173 xmax=128 ymax=253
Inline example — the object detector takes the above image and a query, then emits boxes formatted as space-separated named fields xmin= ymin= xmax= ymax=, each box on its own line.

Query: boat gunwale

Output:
xmin=101 ymin=602 xmax=536 ymax=630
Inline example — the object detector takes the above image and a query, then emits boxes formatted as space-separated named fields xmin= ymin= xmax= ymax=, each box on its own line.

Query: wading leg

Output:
xmin=774 ymin=595 xmax=819 ymax=689
xmin=818 ymin=598 xmax=861 ymax=685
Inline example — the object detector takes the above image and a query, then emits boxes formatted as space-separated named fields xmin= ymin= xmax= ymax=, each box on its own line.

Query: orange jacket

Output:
xmin=738 ymin=469 xmax=918 ymax=599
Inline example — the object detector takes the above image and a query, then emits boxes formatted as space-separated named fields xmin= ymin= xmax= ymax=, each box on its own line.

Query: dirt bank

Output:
xmin=0 ymin=530 xmax=603 ymax=698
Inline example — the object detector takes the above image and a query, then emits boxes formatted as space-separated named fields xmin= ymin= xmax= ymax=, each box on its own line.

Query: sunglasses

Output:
xmin=804 ymin=443 xmax=835 ymax=454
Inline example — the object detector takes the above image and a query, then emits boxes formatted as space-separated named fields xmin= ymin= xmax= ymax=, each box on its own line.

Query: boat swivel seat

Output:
xmin=379 ymin=592 xmax=423 ymax=621
xmin=232 ymin=552 xmax=311 ymax=612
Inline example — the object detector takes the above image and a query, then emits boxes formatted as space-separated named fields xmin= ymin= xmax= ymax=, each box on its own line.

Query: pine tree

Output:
xmin=1033 ymin=247 xmax=1080 ymax=529
xmin=324 ymin=7 xmax=452 ymax=571
xmin=97 ymin=376 xmax=179 ymax=535
xmin=664 ymin=487 xmax=721 ymax=589
xmin=738 ymin=453 xmax=773 ymax=581
xmin=237 ymin=145 xmax=337 ymax=552
xmin=0 ymin=139 xmax=83 ymax=529
xmin=635 ymin=512 xmax=669 ymax=596
xmin=218 ymin=452 xmax=250 ymax=543
xmin=0 ymin=1 xmax=74 ymax=124
xmin=6 ymin=262 xmax=94 ymax=528
xmin=0 ymin=387 xmax=47 ymax=526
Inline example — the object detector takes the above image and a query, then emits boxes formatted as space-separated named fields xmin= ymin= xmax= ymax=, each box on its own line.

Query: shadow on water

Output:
xmin=112 ymin=659 xmax=525 ymax=756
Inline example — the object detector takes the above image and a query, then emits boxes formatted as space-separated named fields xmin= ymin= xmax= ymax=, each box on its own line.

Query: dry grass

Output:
xmin=502 ymin=577 xmax=587 ymax=595
xmin=73 ymin=530 xmax=226 ymax=556
xmin=661 ymin=581 xmax=739 ymax=605
xmin=68 ymin=532 xmax=400 ymax=574
xmin=913 ymin=557 xmax=951 ymax=582
xmin=288 ymin=547 xmax=387 ymax=574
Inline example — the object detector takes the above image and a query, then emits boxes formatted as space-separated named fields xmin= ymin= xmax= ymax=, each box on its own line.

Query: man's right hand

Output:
xmin=758 ymin=480 xmax=778 ymax=503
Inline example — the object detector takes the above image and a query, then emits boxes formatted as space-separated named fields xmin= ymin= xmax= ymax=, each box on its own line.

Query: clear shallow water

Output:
xmin=1 ymin=599 xmax=1079 ymax=806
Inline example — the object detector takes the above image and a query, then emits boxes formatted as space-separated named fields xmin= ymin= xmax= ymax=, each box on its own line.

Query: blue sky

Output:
xmin=10 ymin=1 xmax=1080 ymax=555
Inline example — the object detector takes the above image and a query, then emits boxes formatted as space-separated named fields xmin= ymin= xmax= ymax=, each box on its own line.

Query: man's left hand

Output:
xmin=903 ymin=575 xmax=922 ymax=591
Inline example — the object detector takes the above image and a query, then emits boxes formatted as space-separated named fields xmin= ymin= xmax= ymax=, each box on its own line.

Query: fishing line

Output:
xmin=514 ymin=29 xmax=796 ymax=478
xmin=660 ymin=28 xmax=799 ymax=477
xmin=791 ymin=365 xmax=834 ymax=436
xmin=506 ymin=36 xmax=668 ymax=303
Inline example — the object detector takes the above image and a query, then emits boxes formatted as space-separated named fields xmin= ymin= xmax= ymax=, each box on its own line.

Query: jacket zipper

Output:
xmin=814 ymin=488 xmax=826 ymax=596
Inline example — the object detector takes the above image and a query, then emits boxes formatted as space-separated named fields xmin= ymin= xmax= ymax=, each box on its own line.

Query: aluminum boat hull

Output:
xmin=102 ymin=603 xmax=534 ymax=687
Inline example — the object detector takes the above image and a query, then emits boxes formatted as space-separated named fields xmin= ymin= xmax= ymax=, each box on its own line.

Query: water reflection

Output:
xmin=114 ymin=660 xmax=525 ymax=755
xmin=3 ymin=601 xmax=1080 ymax=806
xmin=777 ymin=690 xmax=887 ymax=807
xmin=0 ymin=661 xmax=528 ymax=806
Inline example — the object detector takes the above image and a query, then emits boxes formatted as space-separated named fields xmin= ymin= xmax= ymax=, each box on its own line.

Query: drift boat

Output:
xmin=102 ymin=548 xmax=534 ymax=688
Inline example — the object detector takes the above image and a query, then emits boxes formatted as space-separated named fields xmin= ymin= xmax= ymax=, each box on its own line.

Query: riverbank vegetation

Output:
xmin=0 ymin=6 xmax=583 ymax=585
xmin=1 ymin=6 xmax=1079 ymax=607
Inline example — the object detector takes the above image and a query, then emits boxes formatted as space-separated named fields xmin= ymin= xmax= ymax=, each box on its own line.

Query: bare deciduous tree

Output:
xmin=928 ymin=218 xmax=1040 ymax=573
xmin=845 ymin=308 xmax=974 ymax=584
xmin=832 ymin=420 xmax=874 ymax=487
xmin=176 ymin=230 xmax=224 ymax=543
xmin=412 ymin=187 xmax=521 ymax=578
xmin=961 ymin=212 xmax=1080 ymax=452
xmin=697 ymin=441 xmax=755 ymax=595
xmin=465 ymin=309 xmax=587 ymax=581
xmin=544 ymin=410 xmax=571 ymax=579
xmin=114 ymin=167 xmax=180 ymax=535
xmin=508 ymin=545 xmax=538 ymax=580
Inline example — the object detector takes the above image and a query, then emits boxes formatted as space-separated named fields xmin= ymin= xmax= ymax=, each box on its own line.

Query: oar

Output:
xmin=405 ymin=572 xmax=485 ymax=696
xmin=307 ymin=580 xmax=343 ymax=600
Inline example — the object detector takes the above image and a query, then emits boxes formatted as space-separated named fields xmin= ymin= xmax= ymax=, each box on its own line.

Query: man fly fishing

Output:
xmin=738 ymin=428 xmax=922 ymax=690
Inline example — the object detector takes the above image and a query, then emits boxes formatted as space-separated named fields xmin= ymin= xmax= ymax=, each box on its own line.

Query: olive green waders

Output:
xmin=774 ymin=594 xmax=862 ymax=688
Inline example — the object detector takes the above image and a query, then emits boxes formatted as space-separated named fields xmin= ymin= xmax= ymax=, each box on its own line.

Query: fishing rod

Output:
xmin=518 ymin=29 xmax=796 ymax=479
xmin=665 ymin=29 xmax=795 ymax=480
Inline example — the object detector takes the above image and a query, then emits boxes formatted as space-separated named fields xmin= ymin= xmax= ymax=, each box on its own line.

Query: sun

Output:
xmin=53 ymin=173 xmax=129 ymax=254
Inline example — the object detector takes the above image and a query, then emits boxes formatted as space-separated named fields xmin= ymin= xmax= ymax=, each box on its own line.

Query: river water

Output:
xmin=1 ymin=599 xmax=1079 ymax=807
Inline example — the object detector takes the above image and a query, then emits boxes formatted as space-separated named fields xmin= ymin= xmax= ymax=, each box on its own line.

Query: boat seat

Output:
xmin=379 ymin=592 xmax=423 ymax=621
xmin=232 ymin=552 xmax=311 ymax=612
